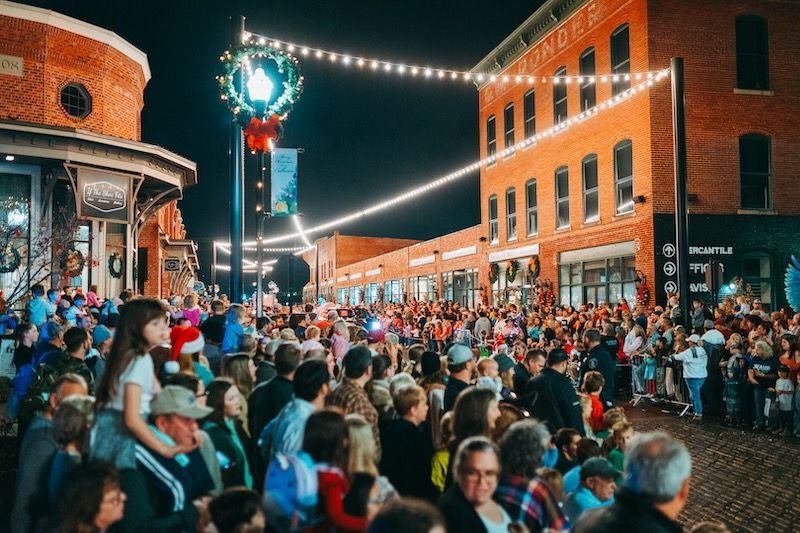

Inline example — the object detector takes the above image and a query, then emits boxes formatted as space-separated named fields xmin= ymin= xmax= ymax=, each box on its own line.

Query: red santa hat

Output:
xmin=169 ymin=325 xmax=205 ymax=362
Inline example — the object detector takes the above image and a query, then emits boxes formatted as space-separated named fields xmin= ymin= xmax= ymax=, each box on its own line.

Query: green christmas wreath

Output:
xmin=0 ymin=245 xmax=21 ymax=273
xmin=506 ymin=260 xmax=519 ymax=284
xmin=108 ymin=252 xmax=124 ymax=279
xmin=218 ymin=43 xmax=304 ymax=127
xmin=488 ymin=263 xmax=499 ymax=284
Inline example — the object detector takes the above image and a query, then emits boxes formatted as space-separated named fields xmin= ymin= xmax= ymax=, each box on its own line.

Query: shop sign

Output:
xmin=77 ymin=169 xmax=132 ymax=224
xmin=0 ymin=54 xmax=23 ymax=77
xmin=164 ymin=258 xmax=181 ymax=272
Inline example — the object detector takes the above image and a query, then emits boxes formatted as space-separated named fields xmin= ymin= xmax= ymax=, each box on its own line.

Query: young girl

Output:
xmin=303 ymin=409 xmax=367 ymax=533
xmin=342 ymin=415 xmax=397 ymax=518
xmin=222 ymin=304 xmax=247 ymax=353
xmin=91 ymin=299 xmax=193 ymax=468
xmin=181 ymin=293 xmax=202 ymax=327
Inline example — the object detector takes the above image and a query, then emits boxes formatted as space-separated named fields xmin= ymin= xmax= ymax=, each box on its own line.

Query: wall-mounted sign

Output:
xmin=77 ymin=169 xmax=132 ymax=224
xmin=164 ymin=258 xmax=181 ymax=272
xmin=0 ymin=54 xmax=23 ymax=77
xmin=270 ymin=148 xmax=298 ymax=216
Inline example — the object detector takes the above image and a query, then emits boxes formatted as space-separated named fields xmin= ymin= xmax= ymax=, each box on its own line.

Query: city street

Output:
xmin=631 ymin=406 xmax=800 ymax=532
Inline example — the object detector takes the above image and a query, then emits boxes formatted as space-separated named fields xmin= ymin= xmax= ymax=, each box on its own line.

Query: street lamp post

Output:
xmin=671 ymin=57 xmax=691 ymax=325
xmin=229 ymin=15 xmax=245 ymax=303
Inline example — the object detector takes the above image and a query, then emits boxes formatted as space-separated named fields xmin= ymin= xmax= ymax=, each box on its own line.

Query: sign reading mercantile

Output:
xmin=77 ymin=169 xmax=132 ymax=224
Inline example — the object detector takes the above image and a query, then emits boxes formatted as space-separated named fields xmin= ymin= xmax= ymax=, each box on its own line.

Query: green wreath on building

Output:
xmin=108 ymin=252 xmax=124 ymax=279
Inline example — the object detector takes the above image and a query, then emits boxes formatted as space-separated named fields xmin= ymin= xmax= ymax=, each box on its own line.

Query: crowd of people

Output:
xmin=3 ymin=283 xmax=798 ymax=532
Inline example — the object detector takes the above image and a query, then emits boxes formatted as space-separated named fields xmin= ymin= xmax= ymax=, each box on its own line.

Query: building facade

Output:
xmin=298 ymin=0 xmax=800 ymax=312
xmin=0 ymin=1 xmax=199 ymax=304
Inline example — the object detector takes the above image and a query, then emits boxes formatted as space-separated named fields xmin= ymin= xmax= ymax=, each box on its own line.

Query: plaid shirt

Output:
xmin=495 ymin=475 xmax=569 ymax=532
xmin=326 ymin=377 xmax=381 ymax=459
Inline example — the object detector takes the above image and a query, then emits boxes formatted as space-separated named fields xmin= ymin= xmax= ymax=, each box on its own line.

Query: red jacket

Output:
xmin=589 ymin=393 xmax=605 ymax=433
xmin=307 ymin=466 xmax=366 ymax=533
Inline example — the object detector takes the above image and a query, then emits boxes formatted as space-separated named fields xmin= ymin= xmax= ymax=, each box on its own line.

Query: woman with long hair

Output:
xmin=444 ymin=387 xmax=501 ymax=490
xmin=221 ymin=353 xmax=256 ymax=435
xmin=203 ymin=378 xmax=252 ymax=489
xmin=91 ymin=299 xmax=192 ymax=468
xmin=342 ymin=414 xmax=397 ymax=518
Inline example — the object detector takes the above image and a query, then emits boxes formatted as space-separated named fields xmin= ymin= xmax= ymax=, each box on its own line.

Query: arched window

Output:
xmin=614 ymin=140 xmax=634 ymax=214
xmin=555 ymin=166 xmax=570 ymax=229
xmin=579 ymin=47 xmax=596 ymax=111
xmin=526 ymin=179 xmax=538 ymax=236
xmin=736 ymin=15 xmax=769 ymax=90
xmin=506 ymin=187 xmax=517 ymax=240
xmin=553 ymin=66 xmax=568 ymax=125
xmin=739 ymin=134 xmax=771 ymax=209
xmin=488 ymin=194 xmax=499 ymax=243
xmin=486 ymin=115 xmax=497 ymax=157
xmin=582 ymin=154 xmax=599 ymax=222
xmin=610 ymin=24 xmax=630 ymax=95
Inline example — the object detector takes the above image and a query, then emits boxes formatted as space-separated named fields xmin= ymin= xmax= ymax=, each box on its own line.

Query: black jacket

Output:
xmin=573 ymin=489 xmax=682 ymax=533
xmin=443 ymin=377 xmax=471 ymax=412
xmin=512 ymin=361 xmax=532 ymax=395
xmin=524 ymin=367 xmax=584 ymax=435
xmin=581 ymin=344 xmax=616 ymax=406
xmin=379 ymin=418 xmax=437 ymax=502
xmin=248 ymin=375 xmax=293 ymax=443
xmin=438 ymin=484 xmax=488 ymax=533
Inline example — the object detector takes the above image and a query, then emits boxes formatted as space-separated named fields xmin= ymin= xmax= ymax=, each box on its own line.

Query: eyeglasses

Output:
xmin=102 ymin=489 xmax=125 ymax=506
xmin=462 ymin=469 xmax=499 ymax=483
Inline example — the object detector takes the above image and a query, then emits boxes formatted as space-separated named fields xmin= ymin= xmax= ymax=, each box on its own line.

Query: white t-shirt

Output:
xmin=106 ymin=354 xmax=156 ymax=415
xmin=479 ymin=506 xmax=512 ymax=533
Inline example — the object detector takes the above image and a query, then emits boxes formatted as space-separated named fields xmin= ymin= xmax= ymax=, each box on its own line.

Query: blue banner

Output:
xmin=270 ymin=148 xmax=298 ymax=216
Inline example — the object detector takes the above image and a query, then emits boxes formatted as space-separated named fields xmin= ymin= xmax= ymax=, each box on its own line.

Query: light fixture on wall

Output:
xmin=633 ymin=195 xmax=646 ymax=204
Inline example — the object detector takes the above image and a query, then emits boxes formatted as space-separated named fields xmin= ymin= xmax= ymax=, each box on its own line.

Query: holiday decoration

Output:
xmin=243 ymin=114 xmax=282 ymax=152
xmin=60 ymin=247 xmax=85 ymax=278
xmin=506 ymin=260 xmax=519 ymax=284
xmin=635 ymin=270 xmax=651 ymax=307
xmin=218 ymin=43 xmax=303 ymax=127
xmin=0 ymin=245 xmax=21 ymax=274
xmin=528 ymin=256 xmax=540 ymax=280
xmin=488 ymin=263 xmax=499 ymax=284
xmin=108 ymin=252 xmax=124 ymax=279
xmin=785 ymin=256 xmax=800 ymax=311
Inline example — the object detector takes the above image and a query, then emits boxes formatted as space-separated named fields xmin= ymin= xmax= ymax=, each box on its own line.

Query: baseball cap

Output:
xmin=367 ymin=328 xmax=385 ymax=343
xmin=150 ymin=385 xmax=213 ymax=418
xmin=580 ymin=457 xmax=618 ymax=480
xmin=494 ymin=354 xmax=515 ymax=373
xmin=447 ymin=343 xmax=473 ymax=365
xmin=687 ymin=334 xmax=700 ymax=343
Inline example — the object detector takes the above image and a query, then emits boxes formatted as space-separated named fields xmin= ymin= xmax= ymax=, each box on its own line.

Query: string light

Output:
xmin=243 ymin=31 xmax=663 ymax=86
xmin=218 ymin=69 xmax=668 ymax=247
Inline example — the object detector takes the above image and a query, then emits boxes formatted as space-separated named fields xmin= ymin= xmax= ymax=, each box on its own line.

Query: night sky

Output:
xmin=30 ymin=0 xmax=544 ymax=291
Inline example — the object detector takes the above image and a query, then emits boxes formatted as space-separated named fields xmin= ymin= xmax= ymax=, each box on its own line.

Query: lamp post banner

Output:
xmin=270 ymin=148 xmax=298 ymax=216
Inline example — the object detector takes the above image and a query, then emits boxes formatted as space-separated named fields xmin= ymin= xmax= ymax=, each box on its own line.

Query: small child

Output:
xmin=581 ymin=371 xmax=606 ymax=434
xmin=595 ymin=407 xmax=627 ymax=441
xmin=643 ymin=350 xmax=657 ymax=396
xmin=222 ymin=304 xmax=247 ymax=353
xmin=605 ymin=421 xmax=634 ymax=475
xmin=773 ymin=365 xmax=794 ymax=436
xmin=476 ymin=358 xmax=503 ymax=400
xmin=431 ymin=411 xmax=453 ymax=494
xmin=724 ymin=343 xmax=746 ymax=426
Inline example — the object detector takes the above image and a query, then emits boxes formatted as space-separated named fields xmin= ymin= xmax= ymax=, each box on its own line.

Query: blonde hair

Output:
xmin=603 ymin=407 xmax=627 ymax=428
xmin=344 ymin=414 xmax=377 ymax=476
xmin=612 ymin=420 xmax=634 ymax=437
xmin=305 ymin=325 xmax=320 ymax=340
xmin=536 ymin=467 xmax=564 ymax=502
xmin=183 ymin=293 xmax=198 ymax=309
xmin=393 ymin=385 xmax=426 ymax=416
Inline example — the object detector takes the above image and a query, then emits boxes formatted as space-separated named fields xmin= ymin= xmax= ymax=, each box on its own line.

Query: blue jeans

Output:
xmin=685 ymin=377 xmax=706 ymax=416
xmin=753 ymin=387 xmax=770 ymax=429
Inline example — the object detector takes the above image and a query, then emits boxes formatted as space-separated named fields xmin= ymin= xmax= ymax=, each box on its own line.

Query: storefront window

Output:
xmin=559 ymin=255 xmax=637 ymax=306
xmin=743 ymin=253 xmax=772 ymax=310
xmin=105 ymin=222 xmax=126 ymax=300
xmin=337 ymin=287 xmax=349 ymax=304
xmin=352 ymin=285 xmax=364 ymax=304
xmin=443 ymin=269 xmax=479 ymax=308
xmin=382 ymin=279 xmax=403 ymax=303
xmin=0 ymin=174 xmax=31 ymax=304
xmin=366 ymin=283 xmax=380 ymax=304
xmin=410 ymin=275 xmax=436 ymax=301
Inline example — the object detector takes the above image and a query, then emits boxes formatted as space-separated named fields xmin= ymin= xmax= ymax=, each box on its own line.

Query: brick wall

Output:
xmin=138 ymin=201 xmax=189 ymax=298
xmin=0 ymin=15 xmax=146 ymax=141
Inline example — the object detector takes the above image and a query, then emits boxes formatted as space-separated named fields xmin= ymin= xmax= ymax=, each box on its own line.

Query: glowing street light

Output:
xmin=247 ymin=67 xmax=274 ymax=104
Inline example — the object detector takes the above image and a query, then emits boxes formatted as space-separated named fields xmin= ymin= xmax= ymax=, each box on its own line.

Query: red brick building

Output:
xmin=302 ymin=0 xmax=800 ymax=311
xmin=0 ymin=1 xmax=198 ymax=302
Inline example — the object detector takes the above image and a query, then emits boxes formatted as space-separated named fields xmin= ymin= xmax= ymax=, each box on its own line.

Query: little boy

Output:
xmin=605 ymin=421 xmax=634 ymax=475
xmin=379 ymin=385 xmax=437 ymax=502
xmin=772 ymin=365 xmax=794 ymax=436
xmin=476 ymin=357 xmax=502 ymax=400
xmin=582 ymin=371 xmax=606 ymax=434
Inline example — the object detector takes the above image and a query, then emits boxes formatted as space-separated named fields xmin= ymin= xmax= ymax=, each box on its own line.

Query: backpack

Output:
xmin=263 ymin=451 xmax=319 ymax=531
xmin=16 ymin=350 xmax=91 ymax=423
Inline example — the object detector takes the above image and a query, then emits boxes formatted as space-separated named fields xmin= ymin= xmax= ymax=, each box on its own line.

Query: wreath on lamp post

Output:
xmin=506 ymin=260 xmax=519 ymax=284
xmin=488 ymin=263 xmax=499 ymax=284
xmin=217 ymin=42 xmax=304 ymax=152
xmin=60 ymin=247 xmax=85 ymax=278
xmin=108 ymin=252 xmax=124 ymax=279
xmin=0 ymin=245 xmax=21 ymax=274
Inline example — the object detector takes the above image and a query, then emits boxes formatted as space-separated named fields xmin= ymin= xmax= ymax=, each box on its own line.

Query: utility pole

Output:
xmin=228 ymin=15 xmax=245 ymax=303
xmin=671 ymin=57 xmax=690 ymax=324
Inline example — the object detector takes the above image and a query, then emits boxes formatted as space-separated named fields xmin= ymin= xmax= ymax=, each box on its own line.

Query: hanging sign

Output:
xmin=77 ymin=169 xmax=132 ymax=224
xmin=164 ymin=258 xmax=181 ymax=272
xmin=270 ymin=148 xmax=298 ymax=216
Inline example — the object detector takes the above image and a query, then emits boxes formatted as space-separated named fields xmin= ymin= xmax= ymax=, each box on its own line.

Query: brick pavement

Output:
xmin=630 ymin=406 xmax=800 ymax=532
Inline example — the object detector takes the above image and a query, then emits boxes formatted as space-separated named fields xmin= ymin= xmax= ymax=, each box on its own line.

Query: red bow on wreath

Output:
xmin=243 ymin=114 xmax=282 ymax=152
